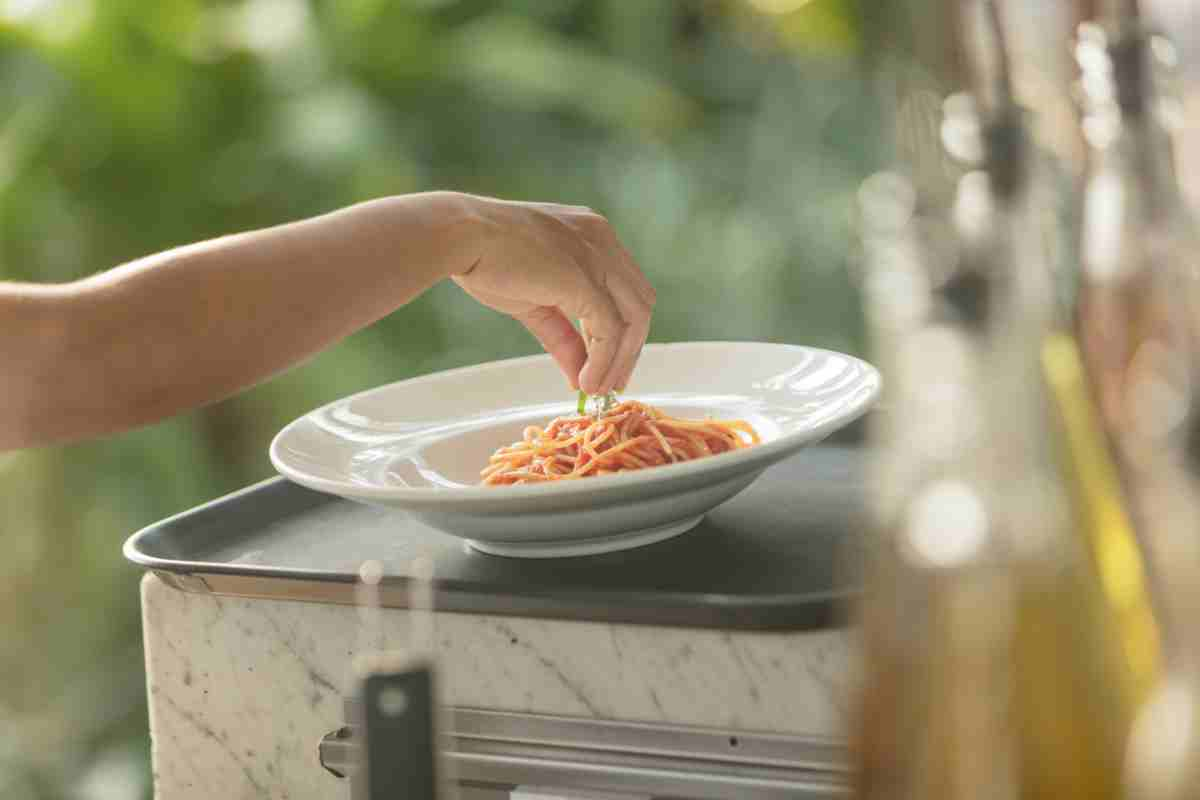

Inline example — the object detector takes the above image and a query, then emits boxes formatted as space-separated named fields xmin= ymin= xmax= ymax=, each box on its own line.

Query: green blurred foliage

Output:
xmin=0 ymin=0 xmax=882 ymax=797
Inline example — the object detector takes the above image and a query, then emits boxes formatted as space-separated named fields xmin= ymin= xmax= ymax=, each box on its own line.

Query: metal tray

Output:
xmin=124 ymin=430 xmax=867 ymax=631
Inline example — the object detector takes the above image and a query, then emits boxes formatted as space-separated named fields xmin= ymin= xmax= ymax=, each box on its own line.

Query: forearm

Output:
xmin=1 ymin=192 xmax=479 ymax=450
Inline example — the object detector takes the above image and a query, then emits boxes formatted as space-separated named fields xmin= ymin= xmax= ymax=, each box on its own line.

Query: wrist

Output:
xmin=392 ymin=191 xmax=494 ymax=280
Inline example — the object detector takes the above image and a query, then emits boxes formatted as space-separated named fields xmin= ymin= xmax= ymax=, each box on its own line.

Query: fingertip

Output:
xmin=578 ymin=358 xmax=612 ymax=396
xmin=555 ymin=345 xmax=587 ymax=391
xmin=578 ymin=369 xmax=601 ymax=396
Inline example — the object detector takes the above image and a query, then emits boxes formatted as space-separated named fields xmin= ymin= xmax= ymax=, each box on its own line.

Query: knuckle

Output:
xmin=593 ymin=309 xmax=628 ymax=333
xmin=572 ymin=291 xmax=606 ymax=323
xmin=624 ymin=288 xmax=654 ymax=318
xmin=596 ymin=310 xmax=629 ymax=335
xmin=578 ymin=210 xmax=611 ymax=233
xmin=520 ymin=305 xmax=556 ymax=324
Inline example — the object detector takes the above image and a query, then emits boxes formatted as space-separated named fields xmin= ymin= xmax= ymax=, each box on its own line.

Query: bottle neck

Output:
xmin=1080 ymin=25 xmax=1185 ymax=228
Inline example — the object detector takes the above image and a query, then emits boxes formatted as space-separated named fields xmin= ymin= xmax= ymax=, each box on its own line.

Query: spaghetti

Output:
xmin=481 ymin=400 xmax=760 ymax=485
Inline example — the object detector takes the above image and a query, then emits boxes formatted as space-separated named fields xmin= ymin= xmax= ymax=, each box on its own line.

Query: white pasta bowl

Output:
xmin=270 ymin=342 xmax=880 ymax=558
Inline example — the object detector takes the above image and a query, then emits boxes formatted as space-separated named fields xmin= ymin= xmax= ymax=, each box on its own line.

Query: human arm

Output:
xmin=0 ymin=191 xmax=654 ymax=451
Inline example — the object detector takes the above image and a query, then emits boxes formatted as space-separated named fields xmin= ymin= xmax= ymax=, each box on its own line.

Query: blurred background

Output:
xmin=0 ymin=1 xmax=1194 ymax=798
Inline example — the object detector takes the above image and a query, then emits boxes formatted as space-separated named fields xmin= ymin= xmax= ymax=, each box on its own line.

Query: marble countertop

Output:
xmin=141 ymin=573 xmax=856 ymax=799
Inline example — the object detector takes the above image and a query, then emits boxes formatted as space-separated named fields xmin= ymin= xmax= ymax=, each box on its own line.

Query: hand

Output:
xmin=450 ymin=195 xmax=655 ymax=395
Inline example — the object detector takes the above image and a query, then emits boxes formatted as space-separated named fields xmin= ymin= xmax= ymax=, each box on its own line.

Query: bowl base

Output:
xmin=466 ymin=515 xmax=705 ymax=559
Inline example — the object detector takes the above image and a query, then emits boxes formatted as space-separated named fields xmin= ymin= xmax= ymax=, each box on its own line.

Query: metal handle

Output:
xmin=322 ymin=707 xmax=849 ymax=800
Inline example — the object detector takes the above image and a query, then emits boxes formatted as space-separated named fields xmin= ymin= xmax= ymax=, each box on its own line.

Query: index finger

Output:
xmin=560 ymin=276 xmax=628 ymax=396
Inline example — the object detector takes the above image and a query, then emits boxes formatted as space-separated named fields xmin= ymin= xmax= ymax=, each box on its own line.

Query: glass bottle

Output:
xmin=950 ymin=3 xmax=1160 ymax=797
xmin=854 ymin=186 xmax=1018 ymax=798
xmin=854 ymin=17 xmax=1019 ymax=787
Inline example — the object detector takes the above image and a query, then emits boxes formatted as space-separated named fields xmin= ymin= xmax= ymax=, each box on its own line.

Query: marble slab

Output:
xmin=141 ymin=573 xmax=856 ymax=800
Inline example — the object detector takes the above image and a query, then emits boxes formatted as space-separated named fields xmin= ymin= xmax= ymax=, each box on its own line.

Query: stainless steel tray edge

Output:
xmin=146 ymin=566 xmax=850 ymax=631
